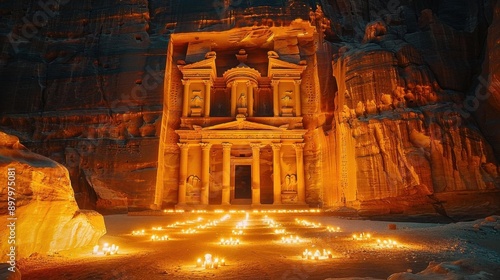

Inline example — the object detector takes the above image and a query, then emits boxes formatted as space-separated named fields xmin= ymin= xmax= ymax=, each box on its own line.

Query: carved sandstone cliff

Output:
xmin=318 ymin=1 xmax=500 ymax=217
xmin=0 ymin=0 xmax=499 ymax=217
xmin=0 ymin=132 xmax=106 ymax=260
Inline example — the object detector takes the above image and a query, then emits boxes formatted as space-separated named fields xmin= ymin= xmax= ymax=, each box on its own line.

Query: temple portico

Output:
xmin=175 ymin=115 xmax=307 ymax=208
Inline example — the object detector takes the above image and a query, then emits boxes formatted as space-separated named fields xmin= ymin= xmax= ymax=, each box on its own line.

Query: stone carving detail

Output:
xmin=186 ymin=175 xmax=201 ymax=201
xmin=238 ymin=92 xmax=247 ymax=107
xmin=191 ymin=94 xmax=203 ymax=107
xmin=283 ymin=174 xmax=297 ymax=192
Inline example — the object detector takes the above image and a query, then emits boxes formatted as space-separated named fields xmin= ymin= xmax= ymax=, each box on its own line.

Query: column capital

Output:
xmin=181 ymin=79 xmax=191 ymax=85
xmin=222 ymin=142 xmax=233 ymax=150
xmin=250 ymin=142 xmax=264 ymax=150
xmin=177 ymin=143 xmax=190 ymax=150
xmin=294 ymin=80 xmax=302 ymax=85
xmin=271 ymin=79 xmax=280 ymax=86
xmin=203 ymin=79 xmax=213 ymax=86
xmin=271 ymin=143 xmax=282 ymax=150
xmin=200 ymin=142 xmax=212 ymax=150
xmin=293 ymin=143 xmax=306 ymax=150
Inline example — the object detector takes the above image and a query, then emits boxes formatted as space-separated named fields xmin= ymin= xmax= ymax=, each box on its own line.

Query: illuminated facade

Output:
xmin=155 ymin=22 xmax=323 ymax=209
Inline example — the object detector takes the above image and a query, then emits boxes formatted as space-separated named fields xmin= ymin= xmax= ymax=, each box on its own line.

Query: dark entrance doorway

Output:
xmin=234 ymin=165 xmax=251 ymax=199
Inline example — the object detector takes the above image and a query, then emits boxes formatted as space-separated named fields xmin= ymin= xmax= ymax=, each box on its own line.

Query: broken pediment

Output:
xmin=178 ymin=56 xmax=217 ymax=80
xmin=267 ymin=57 xmax=306 ymax=79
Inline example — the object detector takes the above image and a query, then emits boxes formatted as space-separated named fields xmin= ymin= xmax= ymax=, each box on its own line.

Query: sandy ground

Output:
xmin=17 ymin=212 xmax=500 ymax=280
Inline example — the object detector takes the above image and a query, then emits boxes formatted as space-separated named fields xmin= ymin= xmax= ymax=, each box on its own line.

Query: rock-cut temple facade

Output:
xmin=155 ymin=22 xmax=321 ymax=209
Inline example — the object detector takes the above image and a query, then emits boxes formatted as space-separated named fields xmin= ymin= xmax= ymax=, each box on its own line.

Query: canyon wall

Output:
xmin=0 ymin=0 xmax=499 ymax=217
xmin=319 ymin=0 xmax=500 ymax=217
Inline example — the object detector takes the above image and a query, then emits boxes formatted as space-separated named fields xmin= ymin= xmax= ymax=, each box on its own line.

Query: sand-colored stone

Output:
xmin=0 ymin=132 xmax=106 ymax=260
xmin=0 ymin=1 xmax=499 ymax=216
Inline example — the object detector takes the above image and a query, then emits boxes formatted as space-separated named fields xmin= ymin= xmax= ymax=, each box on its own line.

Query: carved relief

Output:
xmin=282 ymin=174 xmax=297 ymax=193
xmin=186 ymin=175 xmax=201 ymax=202
xmin=190 ymin=90 xmax=203 ymax=116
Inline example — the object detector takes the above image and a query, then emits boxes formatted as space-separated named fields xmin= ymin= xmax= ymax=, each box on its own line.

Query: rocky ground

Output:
xmin=15 ymin=212 xmax=500 ymax=280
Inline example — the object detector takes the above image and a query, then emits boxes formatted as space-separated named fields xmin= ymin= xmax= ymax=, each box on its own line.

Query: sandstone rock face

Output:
xmin=474 ymin=0 xmax=500 ymax=160
xmin=0 ymin=0 xmax=315 ymax=213
xmin=319 ymin=0 xmax=500 ymax=217
xmin=0 ymin=132 xmax=106 ymax=260
xmin=0 ymin=1 xmax=499 ymax=217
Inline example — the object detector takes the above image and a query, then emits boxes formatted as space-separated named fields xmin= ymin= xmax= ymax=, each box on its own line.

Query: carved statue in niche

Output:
xmin=281 ymin=94 xmax=292 ymax=107
xmin=237 ymin=92 xmax=247 ymax=107
xmin=191 ymin=94 xmax=203 ymax=108
xmin=281 ymin=91 xmax=294 ymax=116
xmin=186 ymin=175 xmax=201 ymax=198
xmin=283 ymin=174 xmax=297 ymax=192
xmin=190 ymin=90 xmax=203 ymax=116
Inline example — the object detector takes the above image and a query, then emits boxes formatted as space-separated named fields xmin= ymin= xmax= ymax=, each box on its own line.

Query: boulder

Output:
xmin=0 ymin=132 xmax=106 ymax=260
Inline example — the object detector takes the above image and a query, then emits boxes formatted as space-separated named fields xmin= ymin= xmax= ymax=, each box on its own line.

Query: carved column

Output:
xmin=203 ymin=80 xmax=212 ymax=117
xmin=294 ymin=143 xmax=306 ymax=204
xmin=230 ymin=81 xmax=237 ymax=117
xmin=250 ymin=143 xmax=262 ymax=206
xmin=247 ymin=81 xmax=254 ymax=117
xmin=182 ymin=79 xmax=191 ymax=117
xmin=177 ymin=143 xmax=190 ymax=205
xmin=271 ymin=143 xmax=282 ymax=205
xmin=271 ymin=80 xmax=279 ymax=117
xmin=221 ymin=142 xmax=232 ymax=205
xmin=294 ymin=80 xmax=302 ymax=116
xmin=200 ymin=142 xmax=212 ymax=205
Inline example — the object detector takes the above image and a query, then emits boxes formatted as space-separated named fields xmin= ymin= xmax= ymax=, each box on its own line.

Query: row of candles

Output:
xmin=162 ymin=209 xmax=321 ymax=214
xmin=93 ymin=243 xmax=119 ymax=255
xmin=268 ymin=217 xmax=332 ymax=260
xmin=196 ymin=214 xmax=250 ymax=268
xmin=196 ymin=254 xmax=225 ymax=269
xmin=302 ymin=249 xmax=333 ymax=260
xmin=295 ymin=218 xmax=322 ymax=228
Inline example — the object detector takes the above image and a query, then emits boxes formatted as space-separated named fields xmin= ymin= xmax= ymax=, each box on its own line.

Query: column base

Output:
xmin=150 ymin=204 xmax=162 ymax=210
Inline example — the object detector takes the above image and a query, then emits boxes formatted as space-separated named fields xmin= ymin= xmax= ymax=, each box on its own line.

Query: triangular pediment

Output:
xmin=180 ymin=56 xmax=216 ymax=70
xmin=202 ymin=117 xmax=285 ymax=131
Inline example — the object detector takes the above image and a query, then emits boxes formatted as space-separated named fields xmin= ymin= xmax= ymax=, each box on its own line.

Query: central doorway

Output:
xmin=234 ymin=165 xmax=251 ymax=199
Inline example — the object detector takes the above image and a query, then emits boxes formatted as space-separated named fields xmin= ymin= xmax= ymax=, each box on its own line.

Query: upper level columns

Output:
xmin=272 ymin=80 xmax=279 ymax=117
xmin=203 ymin=80 xmax=212 ymax=117
xmin=294 ymin=80 xmax=302 ymax=116
xmin=182 ymin=79 xmax=191 ymax=117
xmin=200 ymin=142 xmax=212 ymax=205
xmin=247 ymin=81 xmax=254 ymax=117
xmin=230 ymin=81 xmax=237 ymax=117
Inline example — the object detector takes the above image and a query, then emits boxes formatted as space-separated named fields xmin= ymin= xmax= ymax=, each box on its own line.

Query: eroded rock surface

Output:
xmin=0 ymin=0 xmax=499 ymax=216
xmin=0 ymin=132 xmax=106 ymax=260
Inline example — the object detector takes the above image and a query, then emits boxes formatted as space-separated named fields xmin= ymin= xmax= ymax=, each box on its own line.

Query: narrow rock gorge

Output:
xmin=0 ymin=0 xmax=499 ymax=218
